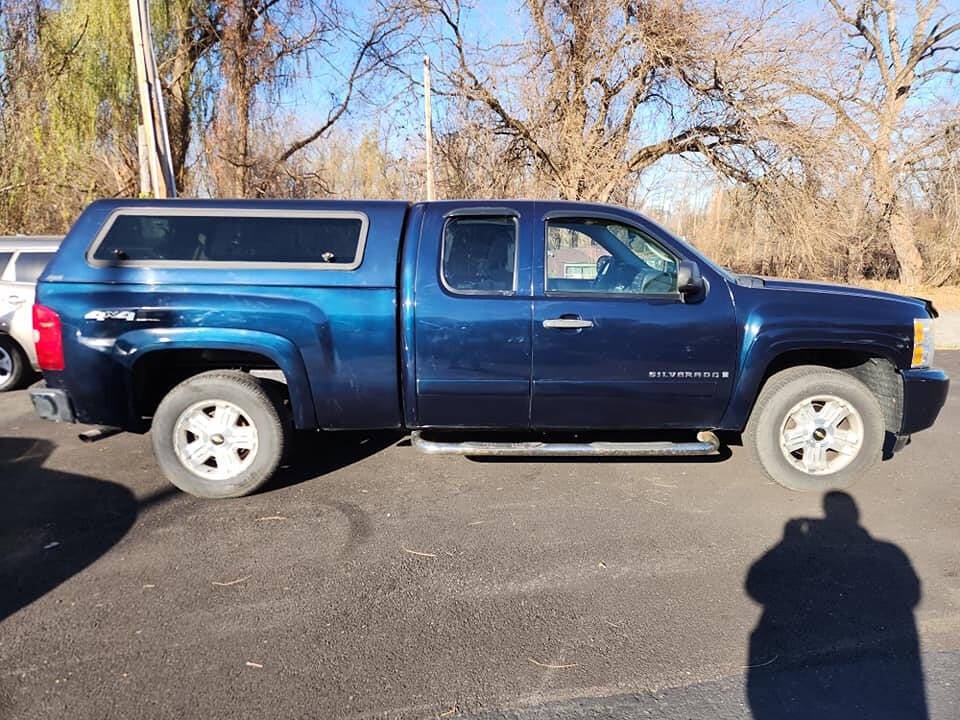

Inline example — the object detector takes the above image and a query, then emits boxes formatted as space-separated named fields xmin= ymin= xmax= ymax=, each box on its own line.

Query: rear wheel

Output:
xmin=151 ymin=371 xmax=291 ymax=498
xmin=746 ymin=366 xmax=884 ymax=491
xmin=0 ymin=336 xmax=27 ymax=392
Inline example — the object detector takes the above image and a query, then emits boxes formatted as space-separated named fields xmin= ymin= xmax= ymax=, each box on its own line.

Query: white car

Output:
xmin=0 ymin=237 xmax=61 ymax=391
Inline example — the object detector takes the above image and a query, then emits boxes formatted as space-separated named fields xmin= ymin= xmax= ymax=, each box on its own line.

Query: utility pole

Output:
xmin=423 ymin=55 xmax=435 ymax=201
xmin=130 ymin=0 xmax=176 ymax=197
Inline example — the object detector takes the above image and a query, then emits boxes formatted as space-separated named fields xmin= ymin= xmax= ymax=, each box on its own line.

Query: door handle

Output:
xmin=542 ymin=317 xmax=594 ymax=329
xmin=6 ymin=295 xmax=25 ymax=306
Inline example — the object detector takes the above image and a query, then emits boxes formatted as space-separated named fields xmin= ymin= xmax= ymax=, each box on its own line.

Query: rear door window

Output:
xmin=91 ymin=211 xmax=368 ymax=267
xmin=441 ymin=216 xmax=518 ymax=294
xmin=0 ymin=252 xmax=12 ymax=279
xmin=12 ymin=252 xmax=55 ymax=283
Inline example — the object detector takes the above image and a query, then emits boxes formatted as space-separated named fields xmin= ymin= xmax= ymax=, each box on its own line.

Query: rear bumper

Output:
xmin=900 ymin=367 xmax=949 ymax=434
xmin=29 ymin=383 xmax=76 ymax=423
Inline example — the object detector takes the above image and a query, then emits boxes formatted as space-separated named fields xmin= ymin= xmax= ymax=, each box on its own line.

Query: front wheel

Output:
xmin=151 ymin=371 xmax=291 ymax=498
xmin=746 ymin=366 xmax=885 ymax=491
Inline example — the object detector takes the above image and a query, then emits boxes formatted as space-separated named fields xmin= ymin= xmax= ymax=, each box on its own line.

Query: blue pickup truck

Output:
xmin=28 ymin=199 xmax=948 ymax=498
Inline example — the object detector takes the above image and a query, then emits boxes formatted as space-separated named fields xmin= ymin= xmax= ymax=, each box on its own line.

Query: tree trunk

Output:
xmin=165 ymin=41 xmax=193 ymax=190
xmin=873 ymin=155 xmax=923 ymax=286
xmin=888 ymin=203 xmax=923 ymax=286
xmin=219 ymin=1 xmax=254 ymax=197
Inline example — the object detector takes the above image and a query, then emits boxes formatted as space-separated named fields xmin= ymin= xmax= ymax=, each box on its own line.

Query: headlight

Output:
xmin=912 ymin=318 xmax=935 ymax=368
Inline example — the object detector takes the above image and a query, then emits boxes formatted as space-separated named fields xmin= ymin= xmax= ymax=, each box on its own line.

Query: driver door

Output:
xmin=530 ymin=210 xmax=738 ymax=429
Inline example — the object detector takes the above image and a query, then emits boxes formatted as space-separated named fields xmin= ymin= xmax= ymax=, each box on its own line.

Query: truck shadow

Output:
xmin=264 ymin=430 xmax=403 ymax=492
xmin=0 ymin=437 xmax=175 ymax=623
xmin=745 ymin=491 xmax=927 ymax=719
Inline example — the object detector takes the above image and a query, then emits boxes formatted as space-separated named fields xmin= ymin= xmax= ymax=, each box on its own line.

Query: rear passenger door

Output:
xmin=413 ymin=205 xmax=533 ymax=428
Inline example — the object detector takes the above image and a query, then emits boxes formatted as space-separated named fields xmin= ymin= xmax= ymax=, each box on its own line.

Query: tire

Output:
xmin=151 ymin=370 xmax=291 ymax=499
xmin=0 ymin=335 xmax=27 ymax=392
xmin=745 ymin=365 xmax=884 ymax=492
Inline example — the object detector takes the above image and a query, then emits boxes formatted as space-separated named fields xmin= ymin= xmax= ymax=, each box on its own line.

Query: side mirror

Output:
xmin=677 ymin=260 xmax=704 ymax=296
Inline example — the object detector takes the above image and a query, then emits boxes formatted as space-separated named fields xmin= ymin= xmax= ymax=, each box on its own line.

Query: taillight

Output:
xmin=33 ymin=304 xmax=65 ymax=371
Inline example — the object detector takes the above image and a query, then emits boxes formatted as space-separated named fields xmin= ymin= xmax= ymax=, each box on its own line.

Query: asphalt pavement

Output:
xmin=1 ymin=355 xmax=958 ymax=719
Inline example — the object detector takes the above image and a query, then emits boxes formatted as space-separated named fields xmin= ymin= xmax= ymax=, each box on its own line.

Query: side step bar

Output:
xmin=411 ymin=431 xmax=720 ymax=457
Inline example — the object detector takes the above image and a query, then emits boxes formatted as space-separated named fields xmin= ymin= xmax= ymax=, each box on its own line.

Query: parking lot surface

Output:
xmin=1 ymin=355 xmax=959 ymax=719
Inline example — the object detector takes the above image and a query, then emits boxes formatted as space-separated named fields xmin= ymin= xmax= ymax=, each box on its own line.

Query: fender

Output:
xmin=112 ymin=327 xmax=317 ymax=428
xmin=719 ymin=320 xmax=910 ymax=431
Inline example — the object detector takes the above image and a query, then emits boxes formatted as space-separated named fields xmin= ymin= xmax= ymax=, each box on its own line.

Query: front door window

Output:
xmin=546 ymin=218 xmax=678 ymax=295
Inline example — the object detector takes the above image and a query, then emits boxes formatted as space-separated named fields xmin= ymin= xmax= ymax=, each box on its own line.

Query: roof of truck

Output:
xmin=85 ymin=198 xmax=412 ymax=210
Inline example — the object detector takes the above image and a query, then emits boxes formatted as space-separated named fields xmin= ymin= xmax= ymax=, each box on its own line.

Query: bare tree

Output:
xmin=432 ymin=97 xmax=541 ymax=198
xmin=204 ymin=0 xmax=413 ymax=197
xmin=787 ymin=0 xmax=960 ymax=285
xmin=411 ymin=0 xmax=791 ymax=202
xmin=158 ymin=4 xmax=222 ymax=189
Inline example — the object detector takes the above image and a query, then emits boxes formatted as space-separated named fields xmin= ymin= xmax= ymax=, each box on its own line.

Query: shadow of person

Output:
xmin=0 ymin=437 xmax=170 ymax=622
xmin=745 ymin=491 xmax=927 ymax=719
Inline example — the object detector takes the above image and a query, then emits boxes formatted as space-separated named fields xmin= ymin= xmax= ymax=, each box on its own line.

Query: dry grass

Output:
xmin=855 ymin=282 xmax=960 ymax=312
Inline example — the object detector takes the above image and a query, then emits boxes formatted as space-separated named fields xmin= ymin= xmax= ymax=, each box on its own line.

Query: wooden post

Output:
xmin=423 ymin=55 xmax=435 ymax=202
xmin=140 ymin=0 xmax=176 ymax=196
xmin=130 ymin=0 xmax=158 ymax=196
xmin=129 ymin=0 xmax=176 ymax=197
xmin=136 ymin=125 xmax=151 ymax=197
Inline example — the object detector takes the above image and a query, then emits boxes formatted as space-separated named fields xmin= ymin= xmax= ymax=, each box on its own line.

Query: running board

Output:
xmin=410 ymin=431 xmax=720 ymax=457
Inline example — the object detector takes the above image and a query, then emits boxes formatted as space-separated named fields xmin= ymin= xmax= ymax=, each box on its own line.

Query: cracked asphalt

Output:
xmin=1 ymin=354 xmax=958 ymax=719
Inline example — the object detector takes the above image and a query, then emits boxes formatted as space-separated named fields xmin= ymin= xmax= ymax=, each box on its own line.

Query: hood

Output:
xmin=732 ymin=275 xmax=937 ymax=317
